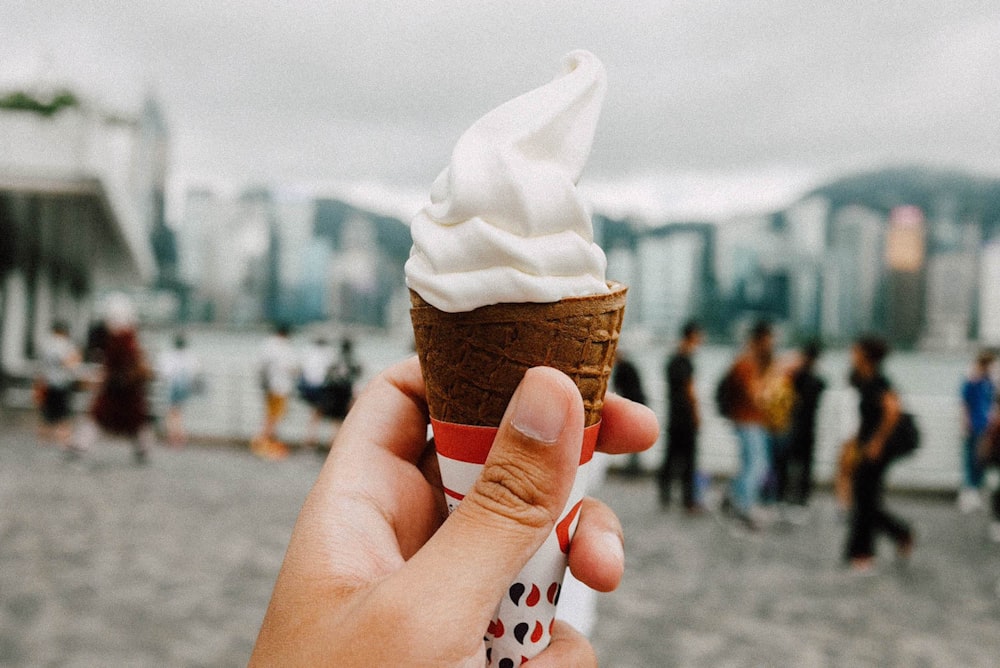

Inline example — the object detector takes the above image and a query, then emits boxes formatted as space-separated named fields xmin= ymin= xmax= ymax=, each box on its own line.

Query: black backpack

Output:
xmin=714 ymin=366 xmax=740 ymax=419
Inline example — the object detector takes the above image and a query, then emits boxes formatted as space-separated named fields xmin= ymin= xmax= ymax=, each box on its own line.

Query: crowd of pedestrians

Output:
xmin=29 ymin=297 xmax=1000 ymax=559
xmin=32 ymin=297 xmax=362 ymax=465
xmin=627 ymin=318 xmax=1000 ymax=573
xmin=250 ymin=324 xmax=362 ymax=460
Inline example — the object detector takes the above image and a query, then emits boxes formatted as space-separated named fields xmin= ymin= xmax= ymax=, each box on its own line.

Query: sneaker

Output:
xmin=749 ymin=506 xmax=777 ymax=529
xmin=252 ymin=438 xmax=290 ymax=461
xmin=989 ymin=522 xmax=1000 ymax=544
xmin=896 ymin=533 xmax=915 ymax=561
xmin=958 ymin=488 xmax=983 ymax=514
xmin=849 ymin=556 xmax=877 ymax=576
xmin=684 ymin=504 xmax=708 ymax=517
xmin=780 ymin=504 xmax=810 ymax=526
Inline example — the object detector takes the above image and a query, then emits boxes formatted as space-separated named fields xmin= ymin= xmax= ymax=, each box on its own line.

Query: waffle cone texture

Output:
xmin=409 ymin=282 xmax=627 ymax=428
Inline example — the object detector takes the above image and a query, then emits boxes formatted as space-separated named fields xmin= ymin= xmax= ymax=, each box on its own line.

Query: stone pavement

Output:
xmin=593 ymin=476 xmax=1000 ymax=667
xmin=2 ymin=410 xmax=1000 ymax=667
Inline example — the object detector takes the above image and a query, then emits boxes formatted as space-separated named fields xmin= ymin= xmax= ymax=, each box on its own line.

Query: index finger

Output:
xmin=596 ymin=393 xmax=659 ymax=454
xmin=331 ymin=355 xmax=430 ymax=464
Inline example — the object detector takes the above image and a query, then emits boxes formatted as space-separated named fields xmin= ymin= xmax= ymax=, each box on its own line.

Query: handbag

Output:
xmin=884 ymin=412 xmax=920 ymax=459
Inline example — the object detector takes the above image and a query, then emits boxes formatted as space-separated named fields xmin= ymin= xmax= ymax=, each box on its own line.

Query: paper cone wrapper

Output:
xmin=409 ymin=282 xmax=627 ymax=666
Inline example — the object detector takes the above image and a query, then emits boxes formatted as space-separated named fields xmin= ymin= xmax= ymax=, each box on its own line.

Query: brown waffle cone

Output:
xmin=410 ymin=282 xmax=627 ymax=428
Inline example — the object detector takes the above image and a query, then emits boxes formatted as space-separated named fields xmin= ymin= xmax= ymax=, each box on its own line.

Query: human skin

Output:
xmin=250 ymin=356 xmax=659 ymax=667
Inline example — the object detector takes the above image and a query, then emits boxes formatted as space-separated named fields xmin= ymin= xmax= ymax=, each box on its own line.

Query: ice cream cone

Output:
xmin=410 ymin=281 xmax=626 ymax=427
xmin=410 ymin=281 xmax=626 ymax=666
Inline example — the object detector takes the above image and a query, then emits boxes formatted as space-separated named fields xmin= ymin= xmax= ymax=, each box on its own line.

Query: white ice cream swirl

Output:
xmin=405 ymin=50 xmax=610 ymax=312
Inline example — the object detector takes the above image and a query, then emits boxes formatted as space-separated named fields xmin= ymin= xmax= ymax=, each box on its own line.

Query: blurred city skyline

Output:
xmin=2 ymin=1 xmax=999 ymax=221
xmin=4 ymin=2 xmax=1000 ymax=386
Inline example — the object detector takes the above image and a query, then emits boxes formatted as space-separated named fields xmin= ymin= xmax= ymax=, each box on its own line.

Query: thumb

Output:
xmin=402 ymin=366 xmax=585 ymax=627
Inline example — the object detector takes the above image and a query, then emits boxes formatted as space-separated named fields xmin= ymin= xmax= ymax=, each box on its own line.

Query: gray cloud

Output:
xmin=3 ymin=1 xmax=998 ymax=215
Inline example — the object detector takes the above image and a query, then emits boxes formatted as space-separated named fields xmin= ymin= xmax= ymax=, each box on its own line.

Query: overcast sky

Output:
xmin=3 ymin=1 xmax=999 ymax=220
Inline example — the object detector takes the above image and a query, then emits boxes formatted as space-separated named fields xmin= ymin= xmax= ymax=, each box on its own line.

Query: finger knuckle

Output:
xmin=470 ymin=456 xmax=557 ymax=531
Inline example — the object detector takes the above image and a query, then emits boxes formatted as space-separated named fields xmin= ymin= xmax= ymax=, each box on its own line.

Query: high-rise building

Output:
xmin=636 ymin=232 xmax=704 ymax=335
xmin=884 ymin=206 xmax=927 ymax=347
xmin=980 ymin=241 xmax=1000 ymax=346
xmin=821 ymin=205 xmax=884 ymax=341
xmin=784 ymin=196 xmax=829 ymax=337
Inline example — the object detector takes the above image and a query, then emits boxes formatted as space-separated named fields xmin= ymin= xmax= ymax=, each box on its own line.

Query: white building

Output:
xmin=635 ymin=232 xmax=705 ymax=334
xmin=178 ymin=187 xmax=325 ymax=324
xmin=821 ymin=205 xmax=884 ymax=342
xmin=980 ymin=241 xmax=1000 ymax=346
xmin=0 ymin=92 xmax=156 ymax=385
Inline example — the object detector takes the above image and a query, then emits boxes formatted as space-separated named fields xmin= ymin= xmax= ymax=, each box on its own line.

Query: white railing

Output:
xmin=3 ymin=332 xmax=975 ymax=492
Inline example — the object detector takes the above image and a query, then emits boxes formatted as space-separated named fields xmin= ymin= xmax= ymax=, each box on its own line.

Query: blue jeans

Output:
xmin=731 ymin=424 xmax=770 ymax=514
xmin=964 ymin=430 xmax=985 ymax=488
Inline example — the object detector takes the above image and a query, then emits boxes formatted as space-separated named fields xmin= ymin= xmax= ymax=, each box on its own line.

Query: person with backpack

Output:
xmin=718 ymin=320 xmax=775 ymax=530
xmin=843 ymin=334 xmax=915 ymax=572
xmin=315 ymin=337 xmax=363 ymax=428
xmin=658 ymin=320 xmax=704 ymax=512
xmin=299 ymin=336 xmax=335 ymax=451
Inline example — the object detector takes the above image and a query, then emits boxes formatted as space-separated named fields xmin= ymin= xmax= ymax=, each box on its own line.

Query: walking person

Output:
xmin=843 ymin=335 xmax=914 ymax=572
xmin=298 ymin=336 xmax=335 ymax=450
xmin=314 ymin=337 xmax=363 ymax=431
xmin=35 ymin=320 xmax=82 ymax=449
xmin=612 ymin=349 xmax=648 ymax=475
xmin=252 ymin=323 xmax=299 ymax=460
xmin=719 ymin=320 xmax=775 ymax=530
xmin=73 ymin=294 xmax=156 ymax=464
xmin=157 ymin=333 xmax=202 ymax=448
xmin=658 ymin=320 xmax=704 ymax=512
xmin=958 ymin=350 xmax=996 ymax=513
xmin=774 ymin=341 xmax=826 ymax=512
xmin=979 ymin=392 xmax=1000 ymax=542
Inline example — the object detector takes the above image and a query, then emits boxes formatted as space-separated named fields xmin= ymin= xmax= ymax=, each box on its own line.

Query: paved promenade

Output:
xmin=2 ymin=409 xmax=1000 ymax=667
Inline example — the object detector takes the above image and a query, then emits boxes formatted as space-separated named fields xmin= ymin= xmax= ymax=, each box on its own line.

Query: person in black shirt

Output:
xmin=774 ymin=341 xmax=826 ymax=507
xmin=844 ymin=335 xmax=914 ymax=572
xmin=658 ymin=320 xmax=704 ymax=511
xmin=612 ymin=350 xmax=648 ymax=475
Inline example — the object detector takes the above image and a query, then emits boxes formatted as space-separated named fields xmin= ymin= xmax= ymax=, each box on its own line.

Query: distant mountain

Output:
xmin=806 ymin=166 xmax=1000 ymax=234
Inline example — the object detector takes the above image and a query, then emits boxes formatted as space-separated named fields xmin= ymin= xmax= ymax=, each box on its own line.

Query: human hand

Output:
xmin=863 ymin=439 xmax=884 ymax=462
xmin=250 ymin=356 xmax=658 ymax=667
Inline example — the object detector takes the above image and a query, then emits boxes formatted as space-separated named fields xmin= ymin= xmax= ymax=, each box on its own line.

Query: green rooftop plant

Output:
xmin=0 ymin=89 xmax=79 ymax=117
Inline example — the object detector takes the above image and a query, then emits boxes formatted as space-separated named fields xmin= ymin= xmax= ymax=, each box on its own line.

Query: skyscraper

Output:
xmin=884 ymin=206 xmax=926 ymax=347
xmin=980 ymin=241 xmax=1000 ymax=346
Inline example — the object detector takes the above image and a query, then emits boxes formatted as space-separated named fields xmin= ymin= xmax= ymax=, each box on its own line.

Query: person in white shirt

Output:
xmin=158 ymin=333 xmax=201 ymax=448
xmin=252 ymin=324 xmax=299 ymax=459
xmin=36 ymin=321 xmax=81 ymax=448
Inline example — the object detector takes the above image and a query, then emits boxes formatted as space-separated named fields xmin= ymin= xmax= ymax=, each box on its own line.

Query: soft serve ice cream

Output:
xmin=407 ymin=51 xmax=625 ymax=666
xmin=405 ymin=50 xmax=610 ymax=312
